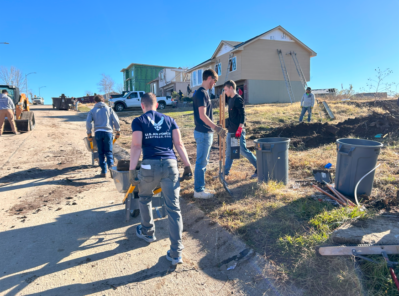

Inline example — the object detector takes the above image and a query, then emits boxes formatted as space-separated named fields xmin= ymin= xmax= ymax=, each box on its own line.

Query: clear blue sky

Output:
xmin=1 ymin=0 xmax=398 ymax=104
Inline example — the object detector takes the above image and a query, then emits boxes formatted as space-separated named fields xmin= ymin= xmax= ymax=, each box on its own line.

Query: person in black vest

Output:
xmin=129 ymin=92 xmax=192 ymax=265
xmin=223 ymin=80 xmax=257 ymax=178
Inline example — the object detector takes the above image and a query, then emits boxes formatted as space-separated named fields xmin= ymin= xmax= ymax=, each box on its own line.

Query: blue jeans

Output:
xmin=95 ymin=131 xmax=114 ymax=174
xmin=225 ymin=130 xmax=257 ymax=175
xmin=299 ymin=107 xmax=312 ymax=122
xmin=194 ymin=130 xmax=213 ymax=192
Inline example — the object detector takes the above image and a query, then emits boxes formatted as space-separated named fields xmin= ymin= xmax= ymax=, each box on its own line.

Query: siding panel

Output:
xmin=242 ymin=39 xmax=311 ymax=82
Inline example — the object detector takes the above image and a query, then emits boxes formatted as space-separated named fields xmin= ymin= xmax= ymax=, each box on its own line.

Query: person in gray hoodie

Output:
xmin=86 ymin=95 xmax=121 ymax=177
xmin=299 ymin=87 xmax=315 ymax=123
xmin=0 ymin=89 xmax=18 ymax=135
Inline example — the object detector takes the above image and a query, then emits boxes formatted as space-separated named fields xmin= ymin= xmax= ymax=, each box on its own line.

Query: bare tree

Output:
xmin=366 ymin=68 xmax=395 ymax=100
xmin=116 ymin=84 xmax=124 ymax=94
xmin=85 ymin=90 xmax=94 ymax=96
xmin=0 ymin=66 xmax=26 ymax=89
xmin=97 ymin=74 xmax=115 ymax=100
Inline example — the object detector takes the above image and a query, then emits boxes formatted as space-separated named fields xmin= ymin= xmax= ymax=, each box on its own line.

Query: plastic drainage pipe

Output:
xmin=354 ymin=164 xmax=381 ymax=206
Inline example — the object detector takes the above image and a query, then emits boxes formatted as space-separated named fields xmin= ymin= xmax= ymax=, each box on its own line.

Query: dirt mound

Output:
xmin=250 ymin=112 xmax=399 ymax=149
xmin=346 ymin=99 xmax=399 ymax=115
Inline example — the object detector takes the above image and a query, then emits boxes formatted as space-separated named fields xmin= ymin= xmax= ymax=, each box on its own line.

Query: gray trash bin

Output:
xmin=335 ymin=138 xmax=383 ymax=197
xmin=254 ymin=137 xmax=290 ymax=185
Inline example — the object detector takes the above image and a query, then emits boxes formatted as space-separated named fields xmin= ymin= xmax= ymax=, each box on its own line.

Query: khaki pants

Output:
xmin=0 ymin=109 xmax=17 ymax=134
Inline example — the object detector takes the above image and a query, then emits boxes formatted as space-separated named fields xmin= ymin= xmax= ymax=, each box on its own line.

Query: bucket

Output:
xmin=335 ymin=138 xmax=383 ymax=197
xmin=254 ymin=137 xmax=290 ymax=184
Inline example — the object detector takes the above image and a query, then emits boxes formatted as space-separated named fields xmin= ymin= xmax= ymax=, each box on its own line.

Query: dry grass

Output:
xmin=244 ymin=101 xmax=386 ymax=131
xmin=77 ymin=104 xmax=91 ymax=112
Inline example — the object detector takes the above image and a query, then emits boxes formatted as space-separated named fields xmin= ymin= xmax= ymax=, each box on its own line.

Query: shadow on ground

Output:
xmin=0 ymin=205 xmax=170 ymax=296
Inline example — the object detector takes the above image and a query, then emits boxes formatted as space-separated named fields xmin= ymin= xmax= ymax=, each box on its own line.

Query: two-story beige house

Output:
xmin=187 ymin=26 xmax=317 ymax=104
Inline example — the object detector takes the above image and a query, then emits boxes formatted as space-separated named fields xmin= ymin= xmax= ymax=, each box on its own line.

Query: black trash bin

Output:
xmin=254 ymin=137 xmax=290 ymax=185
xmin=335 ymin=138 xmax=383 ymax=197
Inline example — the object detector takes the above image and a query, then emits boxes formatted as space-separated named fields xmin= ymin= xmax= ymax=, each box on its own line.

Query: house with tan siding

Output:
xmin=187 ymin=26 xmax=317 ymax=104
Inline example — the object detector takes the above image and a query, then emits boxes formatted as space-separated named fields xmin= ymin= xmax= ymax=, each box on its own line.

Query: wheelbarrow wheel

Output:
xmin=130 ymin=191 xmax=140 ymax=217
xmin=131 ymin=209 xmax=140 ymax=218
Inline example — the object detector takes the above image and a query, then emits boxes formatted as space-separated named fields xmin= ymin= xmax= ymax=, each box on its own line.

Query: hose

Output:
xmin=354 ymin=164 xmax=381 ymax=206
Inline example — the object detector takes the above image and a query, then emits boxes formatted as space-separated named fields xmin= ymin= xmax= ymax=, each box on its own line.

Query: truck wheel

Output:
xmin=158 ymin=102 xmax=166 ymax=110
xmin=115 ymin=103 xmax=125 ymax=112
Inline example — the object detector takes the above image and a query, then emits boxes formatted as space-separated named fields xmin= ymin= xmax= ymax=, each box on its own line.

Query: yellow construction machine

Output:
xmin=0 ymin=85 xmax=35 ymax=132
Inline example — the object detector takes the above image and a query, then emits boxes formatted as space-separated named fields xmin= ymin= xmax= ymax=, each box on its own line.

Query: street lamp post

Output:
xmin=39 ymin=86 xmax=46 ymax=97
xmin=25 ymin=72 xmax=36 ymax=99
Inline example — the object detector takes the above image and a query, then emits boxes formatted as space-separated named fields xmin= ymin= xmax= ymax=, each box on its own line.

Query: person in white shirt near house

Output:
xmin=299 ymin=87 xmax=315 ymax=123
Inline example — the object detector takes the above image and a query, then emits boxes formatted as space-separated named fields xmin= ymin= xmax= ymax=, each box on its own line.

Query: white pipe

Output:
xmin=354 ymin=164 xmax=381 ymax=206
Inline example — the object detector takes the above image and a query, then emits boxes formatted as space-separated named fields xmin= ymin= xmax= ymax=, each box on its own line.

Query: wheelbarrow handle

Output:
xmin=122 ymin=185 xmax=162 ymax=204
xmin=122 ymin=185 xmax=135 ymax=203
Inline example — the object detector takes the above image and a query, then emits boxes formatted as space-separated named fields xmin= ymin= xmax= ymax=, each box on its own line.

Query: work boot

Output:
xmin=13 ymin=131 xmax=19 ymax=135
xmin=250 ymin=170 xmax=257 ymax=179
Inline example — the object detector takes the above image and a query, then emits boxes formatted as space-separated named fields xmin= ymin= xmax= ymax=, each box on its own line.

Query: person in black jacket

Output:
xmin=223 ymin=80 xmax=257 ymax=179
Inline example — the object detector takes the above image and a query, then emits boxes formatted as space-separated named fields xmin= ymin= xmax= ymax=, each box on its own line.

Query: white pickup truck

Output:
xmin=108 ymin=91 xmax=176 ymax=112
xmin=32 ymin=97 xmax=44 ymax=105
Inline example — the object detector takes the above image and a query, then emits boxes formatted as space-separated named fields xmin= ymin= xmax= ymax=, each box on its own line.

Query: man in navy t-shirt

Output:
xmin=192 ymin=69 xmax=227 ymax=199
xmin=129 ymin=93 xmax=192 ymax=265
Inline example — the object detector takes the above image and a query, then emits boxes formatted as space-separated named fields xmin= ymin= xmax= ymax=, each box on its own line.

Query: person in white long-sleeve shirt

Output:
xmin=299 ymin=87 xmax=315 ymax=123
xmin=0 ymin=89 xmax=18 ymax=135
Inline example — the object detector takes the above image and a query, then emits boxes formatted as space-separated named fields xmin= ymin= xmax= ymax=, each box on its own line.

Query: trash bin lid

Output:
xmin=337 ymin=138 xmax=383 ymax=148
xmin=254 ymin=137 xmax=290 ymax=144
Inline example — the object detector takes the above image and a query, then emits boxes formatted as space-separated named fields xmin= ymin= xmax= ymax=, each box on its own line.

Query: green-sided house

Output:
xmin=121 ymin=63 xmax=175 ymax=93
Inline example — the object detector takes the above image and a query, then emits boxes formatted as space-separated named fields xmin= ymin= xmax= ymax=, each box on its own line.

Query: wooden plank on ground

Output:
xmin=322 ymin=101 xmax=335 ymax=119
xmin=319 ymin=245 xmax=399 ymax=256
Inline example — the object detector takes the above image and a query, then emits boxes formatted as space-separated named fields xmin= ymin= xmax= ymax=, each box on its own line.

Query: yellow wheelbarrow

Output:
xmin=110 ymin=161 xmax=166 ymax=222
xmin=83 ymin=137 xmax=117 ymax=166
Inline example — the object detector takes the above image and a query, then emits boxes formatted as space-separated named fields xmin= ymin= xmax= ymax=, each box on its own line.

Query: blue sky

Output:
xmin=1 ymin=0 xmax=398 ymax=104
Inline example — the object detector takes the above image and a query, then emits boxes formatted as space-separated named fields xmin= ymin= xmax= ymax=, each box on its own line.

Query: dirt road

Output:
xmin=0 ymin=106 xmax=291 ymax=296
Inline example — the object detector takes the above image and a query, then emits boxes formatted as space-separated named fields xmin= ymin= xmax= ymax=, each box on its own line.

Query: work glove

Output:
xmin=115 ymin=131 xmax=121 ymax=139
xmin=214 ymin=125 xmax=227 ymax=138
xmin=235 ymin=126 xmax=243 ymax=139
xmin=181 ymin=166 xmax=193 ymax=181
xmin=87 ymin=134 xmax=93 ymax=142
xmin=129 ymin=170 xmax=140 ymax=186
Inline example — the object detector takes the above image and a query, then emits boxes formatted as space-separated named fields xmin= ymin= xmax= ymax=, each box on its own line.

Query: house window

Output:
xmin=282 ymin=33 xmax=286 ymax=39
xmin=160 ymin=71 xmax=164 ymax=80
xmin=229 ymin=57 xmax=237 ymax=72
xmin=192 ymin=71 xmax=197 ymax=87
xmin=191 ymin=69 xmax=205 ymax=86
xmin=131 ymin=69 xmax=134 ymax=77
xmin=270 ymin=36 xmax=274 ymax=40
xmin=198 ymin=69 xmax=203 ymax=84
xmin=215 ymin=63 xmax=222 ymax=76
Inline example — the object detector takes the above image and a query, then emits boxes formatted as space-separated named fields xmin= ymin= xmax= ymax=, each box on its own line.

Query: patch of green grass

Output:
xmin=361 ymin=256 xmax=399 ymax=296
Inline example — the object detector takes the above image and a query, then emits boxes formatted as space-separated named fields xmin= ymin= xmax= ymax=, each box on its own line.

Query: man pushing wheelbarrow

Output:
xmin=128 ymin=92 xmax=192 ymax=265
